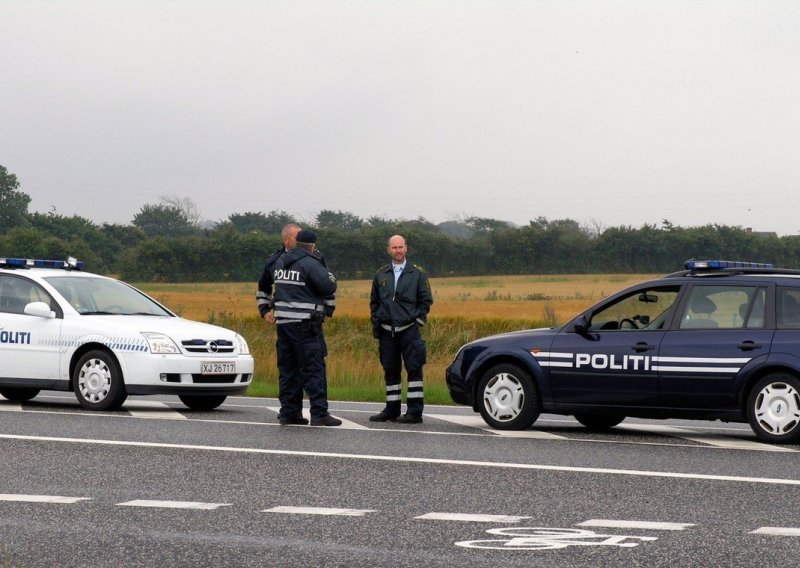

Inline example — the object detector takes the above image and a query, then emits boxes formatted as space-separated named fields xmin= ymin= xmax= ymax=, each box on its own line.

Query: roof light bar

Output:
xmin=685 ymin=259 xmax=774 ymax=270
xmin=0 ymin=257 xmax=85 ymax=270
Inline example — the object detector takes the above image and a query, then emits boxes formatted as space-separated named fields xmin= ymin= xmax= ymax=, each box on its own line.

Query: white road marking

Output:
xmin=5 ymin=396 xmax=791 ymax=452
xmin=0 ymin=493 xmax=90 ymax=504
xmin=125 ymin=401 xmax=188 ymax=420
xmin=750 ymin=526 xmax=800 ymax=536
xmin=3 ymin=432 xmax=800 ymax=486
xmin=577 ymin=519 xmax=695 ymax=531
xmin=618 ymin=424 xmax=797 ymax=452
xmin=263 ymin=506 xmax=376 ymax=516
xmin=266 ymin=406 xmax=368 ymax=429
xmin=0 ymin=398 xmax=23 ymax=411
xmin=117 ymin=500 xmax=230 ymax=510
xmin=425 ymin=413 xmax=567 ymax=440
xmin=416 ymin=512 xmax=530 ymax=523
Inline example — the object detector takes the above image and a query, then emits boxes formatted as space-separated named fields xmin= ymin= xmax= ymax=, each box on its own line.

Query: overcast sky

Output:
xmin=2 ymin=1 xmax=799 ymax=234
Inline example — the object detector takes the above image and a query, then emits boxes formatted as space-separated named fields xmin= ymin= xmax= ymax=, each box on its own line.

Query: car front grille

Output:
xmin=181 ymin=339 xmax=235 ymax=353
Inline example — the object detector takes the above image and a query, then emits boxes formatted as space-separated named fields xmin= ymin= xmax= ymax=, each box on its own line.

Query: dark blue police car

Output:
xmin=446 ymin=260 xmax=800 ymax=444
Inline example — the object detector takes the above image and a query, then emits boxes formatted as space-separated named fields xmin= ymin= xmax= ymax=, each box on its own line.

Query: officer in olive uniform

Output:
xmin=369 ymin=235 xmax=433 ymax=424
xmin=272 ymin=229 xmax=341 ymax=427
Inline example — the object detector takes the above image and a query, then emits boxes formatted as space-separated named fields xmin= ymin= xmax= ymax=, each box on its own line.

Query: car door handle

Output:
xmin=738 ymin=341 xmax=762 ymax=351
xmin=633 ymin=342 xmax=655 ymax=352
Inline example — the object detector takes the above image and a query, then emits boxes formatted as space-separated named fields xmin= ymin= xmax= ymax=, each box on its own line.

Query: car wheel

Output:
xmin=477 ymin=363 xmax=540 ymax=430
xmin=179 ymin=394 xmax=227 ymax=411
xmin=73 ymin=350 xmax=127 ymax=411
xmin=747 ymin=374 xmax=800 ymax=444
xmin=574 ymin=413 xmax=625 ymax=431
xmin=0 ymin=387 xmax=40 ymax=402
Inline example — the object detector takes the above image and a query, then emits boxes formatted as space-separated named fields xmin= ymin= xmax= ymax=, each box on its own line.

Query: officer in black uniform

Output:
xmin=369 ymin=235 xmax=433 ymax=424
xmin=256 ymin=223 xmax=306 ymax=424
xmin=272 ymin=229 xmax=341 ymax=427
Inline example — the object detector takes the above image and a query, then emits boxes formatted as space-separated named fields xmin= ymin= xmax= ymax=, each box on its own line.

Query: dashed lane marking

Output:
xmin=750 ymin=527 xmax=800 ymax=536
xmin=117 ymin=500 xmax=231 ymax=510
xmin=263 ymin=506 xmax=376 ymax=516
xmin=577 ymin=519 xmax=695 ymax=531
xmin=618 ymin=424 xmax=797 ymax=452
xmin=266 ymin=406 xmax=368 ymax=429
xmin=0 ymin=493 xmax=91 ymax=504
xmin=0 ymin=398 xmax=23 ymax=411
xmin=425 ymin=414 xmax=567 ymax=440
xmin=416 ymin=512 xmax=531 ymax=523
xmin=124 ymin=401 xmax=188 ymax=420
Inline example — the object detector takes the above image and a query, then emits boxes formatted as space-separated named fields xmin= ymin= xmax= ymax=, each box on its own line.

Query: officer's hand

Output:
xmin=371 ymin=322 xmax=381 ymax=338
xmin=265 ymin=312 xmax=276 ymax=324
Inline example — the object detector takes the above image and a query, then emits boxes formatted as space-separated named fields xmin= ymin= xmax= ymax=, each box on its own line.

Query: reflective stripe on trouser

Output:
xmin=378 ymin=325 xmax=426 ymax=416
xmin=276 ymin=321 xmax=329 ymax=419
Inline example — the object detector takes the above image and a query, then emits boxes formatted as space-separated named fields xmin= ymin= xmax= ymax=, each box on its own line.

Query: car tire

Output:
xmin=477 ymin=363 xmax=540 ymax=430
xmin=73 ymin=350 xmax=127 ymax=411
xmin=0 ymin=387 xmax=40 ymax=402
xmin=747 ymin=374 xmax=800 ymax=444
xmin=574 ymin=413 xmax=625 ymax=431
xmin=179 ymin=394 xmax=227 ymax=411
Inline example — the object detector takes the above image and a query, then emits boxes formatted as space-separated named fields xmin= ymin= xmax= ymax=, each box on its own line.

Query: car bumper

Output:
xmin=446 ymin=361 xmax=471 ymax=406
xmin=116 ymin=352 xmax=255 ymax=390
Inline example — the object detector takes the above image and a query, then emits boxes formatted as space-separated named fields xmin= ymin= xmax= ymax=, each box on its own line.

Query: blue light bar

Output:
xmin=685 ymin=259 xmax=774 ymax=270
xmin=0 ymin=257 xmax=28 ymax=268
xmin=0 ymin=257 xmax=85 ymax=270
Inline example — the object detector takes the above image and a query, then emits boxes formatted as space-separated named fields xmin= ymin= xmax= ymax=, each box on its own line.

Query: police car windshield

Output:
xmin=44 ymin=276 xmax=172 ymax=316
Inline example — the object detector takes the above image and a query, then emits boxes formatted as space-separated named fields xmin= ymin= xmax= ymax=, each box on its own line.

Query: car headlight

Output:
xmin=141 ymin=332 xmax=181 ymax=354
xmin=235 ymin=334 xmax=250 ymax=355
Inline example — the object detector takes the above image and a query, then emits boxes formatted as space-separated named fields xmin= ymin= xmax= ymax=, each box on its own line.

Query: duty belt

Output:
xmin=381 ymin=322 xmax=414 ymax=333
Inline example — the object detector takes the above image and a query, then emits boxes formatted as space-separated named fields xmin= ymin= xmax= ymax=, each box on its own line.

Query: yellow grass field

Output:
xmin=136 ymin=274 xmax=657 ymax=404
xmin=139 ymin=274 xmax=654 ymax=322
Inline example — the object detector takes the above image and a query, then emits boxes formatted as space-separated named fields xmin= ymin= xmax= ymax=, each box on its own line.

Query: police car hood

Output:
xmin=74 ymin=315 xmax=240 ymax=341
xmin=468 ymin=326 xmax=558 ymax=348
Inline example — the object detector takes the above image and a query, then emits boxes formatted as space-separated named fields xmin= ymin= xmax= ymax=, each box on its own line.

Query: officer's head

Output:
xmin=387 ymin=235 xmax=407 ymax=263
xmin=296 ymin=229 xmax=317 ymax=252
xmin=282 ymin=224 xmax=302 ymax=249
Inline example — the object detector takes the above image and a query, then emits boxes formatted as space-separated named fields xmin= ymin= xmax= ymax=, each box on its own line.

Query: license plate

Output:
xmin=201 ymin=362 xmax=236 ymax=375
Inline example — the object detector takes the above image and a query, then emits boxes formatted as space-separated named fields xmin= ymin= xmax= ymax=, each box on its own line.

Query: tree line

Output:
xmin=2 ymin=164 xmax=798 ymax=281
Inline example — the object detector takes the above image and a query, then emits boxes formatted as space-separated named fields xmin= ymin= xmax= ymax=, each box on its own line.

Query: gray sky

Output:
xmin=2 ymin=1 xmax=799 ymax=234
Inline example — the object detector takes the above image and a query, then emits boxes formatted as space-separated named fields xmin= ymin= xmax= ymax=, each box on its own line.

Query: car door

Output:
xmin=548 ymin=285 xmax=681 ymax=407
xmin=0 ymin=274 xmax=63 ymax=381
xmin=657 ymin=283 xmax=773 ymax=410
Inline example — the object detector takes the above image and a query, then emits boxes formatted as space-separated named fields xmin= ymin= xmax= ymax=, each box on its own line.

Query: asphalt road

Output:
xmin=1 ymin=393 xmax=799 ymax=567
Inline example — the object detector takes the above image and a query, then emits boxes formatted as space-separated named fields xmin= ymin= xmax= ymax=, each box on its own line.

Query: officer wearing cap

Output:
xmin=369 ymin=234 xmax=433 ymax=424
xmin=272 ymin=229 xmax=341 ymax=426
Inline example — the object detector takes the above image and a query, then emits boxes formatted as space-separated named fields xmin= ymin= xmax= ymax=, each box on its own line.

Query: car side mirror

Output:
xmin=24 ymin=301 xmax=55 ymax=318
xmin=573 ymin=315 xmax=589 ymax=334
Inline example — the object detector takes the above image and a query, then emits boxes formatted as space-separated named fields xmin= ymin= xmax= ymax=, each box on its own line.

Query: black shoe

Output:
xmin=396 ymin=414 xmax=423 ymax=424
xmin=369 ymin=411 xmax=400 ymax=422
xmin=310 ymin=415 xmax=342 ymax=427
xmin=279 ymin=415 xmax=309 ymax=425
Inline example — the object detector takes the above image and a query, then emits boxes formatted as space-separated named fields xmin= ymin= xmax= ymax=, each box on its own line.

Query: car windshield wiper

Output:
xmin=80 ymin=311 xmax=117 ymax=315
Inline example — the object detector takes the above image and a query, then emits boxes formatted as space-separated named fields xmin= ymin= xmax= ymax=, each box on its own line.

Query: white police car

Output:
xmin=446 ymin=260 xmax=800 ymax=444
xmin=0 ymin=257 xmax=254 ymax=410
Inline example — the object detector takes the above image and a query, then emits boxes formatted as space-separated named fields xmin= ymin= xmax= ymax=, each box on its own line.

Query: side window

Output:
xmin=778 ymin=288 xmax=800 ymax=328
xmin=0 ymin=275 xmax=55 ymax=315
xmin=680 ymin=285 xmax=763 ymax=330
xmin=589 ymin=286 xmax=680 ymax=331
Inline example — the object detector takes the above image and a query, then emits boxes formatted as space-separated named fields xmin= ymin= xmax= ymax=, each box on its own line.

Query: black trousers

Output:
xmin=378 ymin=325 xmax=426 ymax=416
xmin=276 ymin=321 xmax=329 ymax=419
